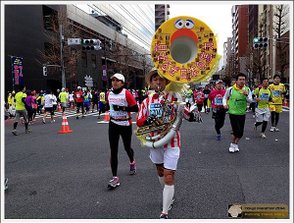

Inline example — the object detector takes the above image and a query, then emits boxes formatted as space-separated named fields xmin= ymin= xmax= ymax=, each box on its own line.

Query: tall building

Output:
xmin=90 ymin=4 xmax=155 ymax=50
xmin=258 ymin=4 xmax=290 ymax=82
xmin=231 ymin=5 xmax=249 ymax=76
xmin=248 ymin=5 xmax=259 ymax=85
xmin=155 ymin=4 xmax=170 ymax=31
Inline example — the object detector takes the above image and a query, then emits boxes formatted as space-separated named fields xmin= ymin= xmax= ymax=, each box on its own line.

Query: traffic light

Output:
xmin=42 ymin=66 xmax=47 ymax=76
xmin=253 ymin=37 xmax=268 ymax=49
xmin=82 ymin=39 xmax=101 ymax=50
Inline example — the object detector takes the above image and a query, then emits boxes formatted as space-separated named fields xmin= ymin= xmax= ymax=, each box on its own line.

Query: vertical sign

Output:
xmin=11 ymin=56 xmax=24 ymax=89
xmin=102 ymin=64 xmax=107 ymax=81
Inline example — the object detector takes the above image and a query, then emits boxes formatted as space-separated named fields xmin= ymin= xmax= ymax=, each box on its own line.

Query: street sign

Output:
xmin=84 ymin=75 xmax=93 ymax=87
xmin=67 ymin=38 xmax=81 ymax=46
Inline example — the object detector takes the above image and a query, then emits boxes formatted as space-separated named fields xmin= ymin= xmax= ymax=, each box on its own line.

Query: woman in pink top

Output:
xmin=208 ymin=80 xmax=227 ymax=141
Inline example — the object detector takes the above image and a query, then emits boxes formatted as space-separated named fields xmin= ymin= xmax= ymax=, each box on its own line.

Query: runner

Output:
xmin=203 ymin=84 xmax=211 ymax=113
xmin=106 ymin=73 xmax=138 ymax=189
xmin=136 ymin=68 xmax=181 ymax=219
xmin=42 ymin=90 xmax=55 ymax=124
xmin=98 ymin=90 xmax=106 ymax=119
xmin=68 ymin=91 xmax=75 ymax=109
xmin=12 ymin=85 xmax=30 ymax=135
xmin=254 ymin=78 xmax=272 ymax=138
xmin=193 ymin=86 xmax=205 ymax=112
xmin=268 ymin=74 xmax=286 ymax=132
xmin=208 ymin=80 xmax=226 ymax=141
xmin=223 ymin=73 xmax=252 ymax=153
xmin=58 ymin=88 xmax=69 ymax=113
xmin=74 ymin=86 xmax=85 ymax=119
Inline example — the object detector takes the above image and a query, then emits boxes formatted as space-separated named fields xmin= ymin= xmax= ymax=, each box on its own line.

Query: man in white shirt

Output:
xmin=42 ymin=90 xmax=55 ymax=123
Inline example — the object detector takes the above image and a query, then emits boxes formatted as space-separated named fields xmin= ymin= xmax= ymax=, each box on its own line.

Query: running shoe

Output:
xmin=108 ymin=176 xmax=120 ymax=189
xmin=129 ymin=161 xmax=136 ymax=175
xmin=12 ymin=129 xmax=17 ymax=136
xmin=228 ymin=143 xmax=235 ymax=153
xmin=160 ymin=213 xmax=169 ymax=219
xmin=42 ymin=118 xmax=46 ymax=124
xmin=51 ymin=119 xmax=55 ymax=123
xmin=270 ymin=126 xmax=275 ymax=132
xmin=216 ymin=134 xmax=221 ymax=141
xmin=274 ymin=128 xmax=280 ymax=132
xmin=76 ymin=116 xmax=79 ymax=119
xmin=25 ymin=129 xmax=31 ymax=134
xmin=260 ymin=133 xmax=266 ymax=139
xmin=234 ymin=144 xmax=239 ymax=152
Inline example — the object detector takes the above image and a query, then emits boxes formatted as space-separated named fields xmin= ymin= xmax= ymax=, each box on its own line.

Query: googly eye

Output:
xmin=185 ymin=19 xmax=195 ymax=29
xmin=175 ymin=19 xmax=185 ymax=29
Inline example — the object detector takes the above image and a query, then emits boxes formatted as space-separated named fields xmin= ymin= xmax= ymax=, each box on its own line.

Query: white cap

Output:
xmin=111 ymin=73 xmax=125 ymax=83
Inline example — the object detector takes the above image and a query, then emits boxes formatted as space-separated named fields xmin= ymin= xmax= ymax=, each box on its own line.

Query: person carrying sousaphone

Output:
xmin=136 ymin=68 xmax=184 ymax=219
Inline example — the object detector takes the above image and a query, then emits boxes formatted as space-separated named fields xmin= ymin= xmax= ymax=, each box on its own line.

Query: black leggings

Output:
xmin=213 ymin=109 xmax=226 ymax=134
xmin=271 ymin=112 xmax=280 ymax=127
xmin=108 ymin=121 xmax=134 ymax=176
xmin=229 ymin=114 xmax=246 ymax=139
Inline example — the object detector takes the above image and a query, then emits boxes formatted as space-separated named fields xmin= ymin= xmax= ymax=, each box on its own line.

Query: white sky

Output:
xmin=169 ymin=2 xmax=233 ymax=54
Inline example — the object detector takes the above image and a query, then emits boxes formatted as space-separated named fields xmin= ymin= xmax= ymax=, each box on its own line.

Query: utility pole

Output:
xmin=60 ymin=24 xmax=66 ymax=88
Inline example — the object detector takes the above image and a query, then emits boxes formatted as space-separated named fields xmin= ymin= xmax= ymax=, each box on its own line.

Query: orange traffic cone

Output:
xmin=58 ymin=114 xmax=73 ymax=134
xmin=57 ymin=103 xmax=62 ymax=112
xmin=103 ymin=111 xmax=110 ymax=122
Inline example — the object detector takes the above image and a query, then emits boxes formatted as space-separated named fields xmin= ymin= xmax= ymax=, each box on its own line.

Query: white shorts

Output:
xmin=255 ymin=108 xmax=271 ymax=122
xmin=149 ymin=147 xmax=180 ymax=170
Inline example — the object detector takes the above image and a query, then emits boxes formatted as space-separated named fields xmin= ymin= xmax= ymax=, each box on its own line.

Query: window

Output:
xmin=43 ymin=5 xmax=58 ymax=31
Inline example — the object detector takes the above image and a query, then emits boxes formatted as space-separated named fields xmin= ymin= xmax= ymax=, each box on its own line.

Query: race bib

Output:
xmin=76 ymin=93 xmax=81 ymax=98
xmin=273 ymin=90 xmax=281 ymax=97
xmin=214 ymin=97 xmax=223 ymax=106
xmin=260 ymin=93 xmax=269 ymax=101
xmin=149 ymin=103 xmax=163 ymax=118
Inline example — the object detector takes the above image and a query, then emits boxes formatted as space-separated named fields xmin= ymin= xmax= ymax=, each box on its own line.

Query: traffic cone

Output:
xmin=58 ymin=114 xmax=73 ymax=134
xmin=103 ymin=111 xmax=110 ymax=122
xmin=57 ymin=103 xmax=62 ymax=112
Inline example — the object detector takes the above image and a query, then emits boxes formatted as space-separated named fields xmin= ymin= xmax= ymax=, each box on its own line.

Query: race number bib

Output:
xmin=214 ymin=97 xmax=223 ymax=106
xmin=260 ymin=93 xmax=269 ymax=101
xmin=272 ymin=90 xmax=281 ymax=97
xmin=149 ymin=103 xmax=163 ymax=118
xmin=76 ymin=93 xmax=81 ymax=98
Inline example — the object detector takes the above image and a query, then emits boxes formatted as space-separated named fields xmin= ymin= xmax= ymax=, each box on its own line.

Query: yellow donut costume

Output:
xmin=151 ymin=16 xmax=221 ymax=84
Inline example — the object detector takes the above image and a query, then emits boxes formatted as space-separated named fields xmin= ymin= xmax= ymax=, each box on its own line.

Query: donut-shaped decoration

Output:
xmin=151 ymin=16 xmax=219 ymax=83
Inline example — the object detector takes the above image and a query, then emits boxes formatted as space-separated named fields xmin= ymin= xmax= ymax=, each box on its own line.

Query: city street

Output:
xmin=4 ymin=109 xmax=289 ymax=219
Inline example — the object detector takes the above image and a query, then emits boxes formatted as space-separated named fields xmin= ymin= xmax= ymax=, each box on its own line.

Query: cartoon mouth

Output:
xmin=171 ymin=28 xmax=198 ymax=44
xmin=170 ymin=29 xmax=199 ymax=64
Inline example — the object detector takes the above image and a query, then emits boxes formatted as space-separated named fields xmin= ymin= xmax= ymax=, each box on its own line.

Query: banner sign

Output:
xmin=11 ymin=56 xmax=24 ymax=88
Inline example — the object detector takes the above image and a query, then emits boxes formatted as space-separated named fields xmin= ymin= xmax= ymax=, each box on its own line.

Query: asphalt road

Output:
xmin=4 ymin=109 xmax=290 ymax=219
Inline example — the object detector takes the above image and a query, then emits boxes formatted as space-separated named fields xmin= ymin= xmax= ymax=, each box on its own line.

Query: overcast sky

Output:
xmin=169 ymin=2 xmax=233 ymax=53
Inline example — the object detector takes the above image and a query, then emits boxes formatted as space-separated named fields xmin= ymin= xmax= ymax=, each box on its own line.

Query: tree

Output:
xmin=273 ymin=4 xmax=290 ymax=81
xmin=36 ymin=7 xmax=82 ymax=87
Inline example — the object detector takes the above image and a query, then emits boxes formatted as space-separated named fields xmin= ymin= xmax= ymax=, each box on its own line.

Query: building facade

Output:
xmin=224 ymin=4 xmax=290 ymax=86
xmin=155 ymin=4 xmax=170 ymax=31
xmin=5 ymin=4 xmax=154 ymax=94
